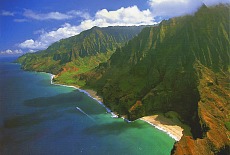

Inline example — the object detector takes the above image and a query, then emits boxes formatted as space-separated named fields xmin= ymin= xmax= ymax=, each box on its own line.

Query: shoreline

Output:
xmin=140 ymin=115 xmax=185 ymax=141
xmin=50 ymin=74 xmax=183 ymax=141
xmin=50 ymin=74 xmax=117 ymax=116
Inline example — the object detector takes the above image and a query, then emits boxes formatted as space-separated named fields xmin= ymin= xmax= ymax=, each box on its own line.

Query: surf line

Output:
xmin=50 ymin=74 xmax=119 ymax=119
xmin=76 ymin=106 xmax=95 ymax=122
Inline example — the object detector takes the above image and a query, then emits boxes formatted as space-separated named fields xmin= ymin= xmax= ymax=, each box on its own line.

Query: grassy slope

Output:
xmin=53 ymin=51 xmax=113 ymax=86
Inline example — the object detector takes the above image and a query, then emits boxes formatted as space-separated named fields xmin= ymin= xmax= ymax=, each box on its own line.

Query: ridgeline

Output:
xmin=17 ymin=26 xmax=145 ymax=86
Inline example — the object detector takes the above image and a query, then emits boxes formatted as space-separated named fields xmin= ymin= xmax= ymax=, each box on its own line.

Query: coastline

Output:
xmin=50 ymin=74 xmax=116 ymax=116
xmin=140 ymin=115 xmax=185 ymax=141
xmin=50 ymin=74 xmax=184 ymax=141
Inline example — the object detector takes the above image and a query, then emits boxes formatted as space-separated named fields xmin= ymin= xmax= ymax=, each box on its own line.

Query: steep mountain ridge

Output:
xmin=17 ymin=26 xmax=145 ymax=75
xmin=79 ymin=5 xmax=229 ymax=154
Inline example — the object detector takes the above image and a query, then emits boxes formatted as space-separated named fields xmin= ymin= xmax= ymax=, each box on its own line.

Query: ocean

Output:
xmin=0 ymin=56 xmax=175 ymax=155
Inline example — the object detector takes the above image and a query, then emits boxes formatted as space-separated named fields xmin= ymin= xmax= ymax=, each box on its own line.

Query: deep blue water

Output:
xmin=0 ymin=56 xmax=175 ymax=155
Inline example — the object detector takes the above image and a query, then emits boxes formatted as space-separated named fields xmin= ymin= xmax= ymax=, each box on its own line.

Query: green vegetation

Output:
xmin=17 ymin=26 xmax=145 ymax=75
xmin=53 ymin=51 xmax=113 ymax=86
xmin=81 ymin=5 xmax=229 ymax=122
xmin=225 ymin=122 xmax=230 ymax=131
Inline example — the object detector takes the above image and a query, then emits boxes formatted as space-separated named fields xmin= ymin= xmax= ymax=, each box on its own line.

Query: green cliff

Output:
xmin=79 ymin=5 xmax=229 ymax=154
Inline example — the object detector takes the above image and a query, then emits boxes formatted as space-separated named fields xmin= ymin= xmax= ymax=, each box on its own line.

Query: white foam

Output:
xmin=76 ymin=106 xmax=95 ymax=121
xmin=111 ymin=112 xmax=118 ymax=118
xmin=50 ymin=74 xmax=116 ymax=117
xmin=122 ymin=117 xmax=132 ymax=123
xmin=139 ymin=118 xmax=180 ymax=141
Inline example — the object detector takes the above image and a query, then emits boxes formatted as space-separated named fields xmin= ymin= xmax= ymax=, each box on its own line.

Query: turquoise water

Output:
xmin=0 ymin=57 xmax=175 ymax=155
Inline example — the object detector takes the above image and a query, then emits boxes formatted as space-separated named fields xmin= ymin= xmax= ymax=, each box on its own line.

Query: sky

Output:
xmin=0 ymin=0 xmax=229 ymax=55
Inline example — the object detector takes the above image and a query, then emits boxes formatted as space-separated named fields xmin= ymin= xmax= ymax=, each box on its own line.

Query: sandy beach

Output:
xmin=51 ymin=75 xmax=103 ymax=101
xmin=140 ymin=114 xmax=190 ymax=141
xmin=84 ymin=87 xmax=190 ymax=141
xmin=84 ymin=89 xmax=103 ymax=103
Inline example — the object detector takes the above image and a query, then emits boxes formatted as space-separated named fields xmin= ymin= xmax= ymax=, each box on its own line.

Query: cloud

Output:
xmin=148 ymin=0 xmax=203 ymax=18
xmin=23 ymin=9 xmax=72 ymax=20
xmin=1 ymin=10 xmax=14 ymax=16
xmin=202 ymin=0 xmax=230 ymax=6
xmin=28 ymin=49 xmax=36 ymax=53
xmin=93 ymin=6 xmax=154 ymax=26
xmin=23 ymin=9 xmax=91 ymax=21
xmin=19 ymin=39 xmax=43 ymax=50
xmin=67 ymin=10 xmax=91 ymax=19
xmin=19 ymin=23 xmax=81 ymax=50
xmin=148 ymin=0 xmax=230 ymax=18
xmin=14 ymin=19 xmax=28 ymax=22
xmin=0 ymin=49 xmax=23 ymax=55
xmin=33 ymin=29 xmax=46 ymax=35
xmin=18 ymin=6 xmax=156 ymax=51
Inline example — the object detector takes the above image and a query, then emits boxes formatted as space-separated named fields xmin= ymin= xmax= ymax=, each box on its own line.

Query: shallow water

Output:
xmin=0 ymin=57 xmax=175 ymax=155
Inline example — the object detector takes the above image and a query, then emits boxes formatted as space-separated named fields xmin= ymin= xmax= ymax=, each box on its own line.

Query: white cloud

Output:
xmin=67 ymin=10 xmax=91 ymax=19
xmin=148 ymin=0 xmax=229 ymax=18
xmin=14 ymin=19 xmax=28 ymax=22
xmin=28 ymin=49 xmax=36 ymax=53
xmin=23 ymin=9 xmax=72 ymax=20
xmin=19 ymin=23 xmax=81 ymax=50
xmin=1 ymin=10 xmax=14 ymax=16
xmin=19 ymin=39 xmax=43 ymax=50
xmin=148 ymin=0 xmax=203 ymax=18
xmin=23 ymin=9 xmax=91 ymax=21
xmin=78 ymin=6 xmax=155 ymax=30
xmin=0 ymin=49 xmax=23 ymax=55
xmin=33 ymin=29 xmax=46 ymax=35
xmin=18 ymin=6 xmax=156 ymax=51
xmin=94 ymin=6 xmax=154 ymax=26
xmin=202 ymin=0 xmax=230 ymax=6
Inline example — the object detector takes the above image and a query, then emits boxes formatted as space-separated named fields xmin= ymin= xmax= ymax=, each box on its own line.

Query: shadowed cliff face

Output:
xmin=80 ymin=5 xmax=230 ymax=154
xmin=172 ymin=62 xmax=230 ymax=155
